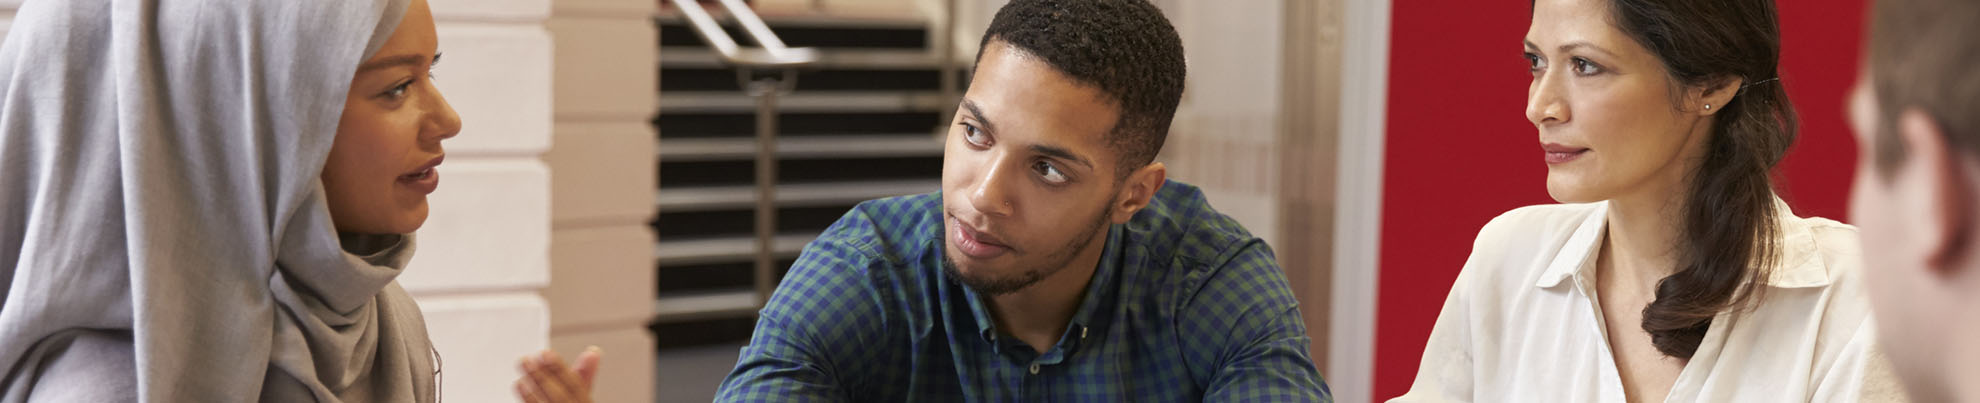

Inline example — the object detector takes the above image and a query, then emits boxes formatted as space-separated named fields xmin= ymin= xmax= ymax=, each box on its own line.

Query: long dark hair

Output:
xmin=1605 ymin=0 xmax=1798 ymax=358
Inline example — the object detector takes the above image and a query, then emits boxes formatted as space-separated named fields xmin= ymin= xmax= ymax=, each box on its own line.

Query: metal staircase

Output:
xmin=650 ymin=2 xmax=957 ymax=348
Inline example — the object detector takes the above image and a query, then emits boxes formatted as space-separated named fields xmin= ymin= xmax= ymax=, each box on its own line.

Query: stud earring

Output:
xmin=1705 ymin=104 xmax=1713 ymax=111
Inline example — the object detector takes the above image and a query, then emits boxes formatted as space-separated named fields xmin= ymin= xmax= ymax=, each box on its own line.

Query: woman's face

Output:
xmin=1524 ymin=0 xmax=1710 ymax=204
xmin=323 ymin=0 xmax=461 ymax=234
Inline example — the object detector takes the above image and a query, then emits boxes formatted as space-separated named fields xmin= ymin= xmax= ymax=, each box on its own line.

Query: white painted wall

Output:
xmin=415 ymin=1 xmax=556 ymax=402
xmin=1158 ymin=0 xmax=1287 ymax=249
xmin=1331 ymin=0 xmax=1392 ymax=401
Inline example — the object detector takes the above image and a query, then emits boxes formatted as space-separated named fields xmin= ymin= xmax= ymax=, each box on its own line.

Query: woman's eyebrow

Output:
xmin=1557 ymin=41 xmax=1617 ymax=59
xmin=1522 ymin=39 xmax=1616 ymax=59
xmin=357 ymin=53 xmax=430 ymax=74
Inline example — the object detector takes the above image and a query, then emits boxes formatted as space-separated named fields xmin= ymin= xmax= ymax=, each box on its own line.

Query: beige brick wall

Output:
xmin=417 ymin=1 xmax=557 ymax=402
xmin=545 ymin=0 xmax=659 ymax=402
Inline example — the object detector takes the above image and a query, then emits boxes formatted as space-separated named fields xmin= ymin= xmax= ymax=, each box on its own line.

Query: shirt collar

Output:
xmin=1534 ymin=197 xmax=1830 ymax=289
xmin=965 ymin=224 xmax=1125 ymax=347
xmin=1535 ymin=202 xmax=1610 ymax=288
xmin=1763 ymin=198 xmax=1829 ymax=288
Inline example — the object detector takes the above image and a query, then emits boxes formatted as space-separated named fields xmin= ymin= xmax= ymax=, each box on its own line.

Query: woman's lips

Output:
xmin=398 ymin=155 xmax=444 ymax=194
xmin=1542 ymin=143 xmax=1589 ymax=164
xmin=950 ymin=216 xmax=1010 ymax=260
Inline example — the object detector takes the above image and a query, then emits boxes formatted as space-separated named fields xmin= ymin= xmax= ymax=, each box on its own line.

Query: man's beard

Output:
xmin=942 ymin=202 xmax=1112 ymax=297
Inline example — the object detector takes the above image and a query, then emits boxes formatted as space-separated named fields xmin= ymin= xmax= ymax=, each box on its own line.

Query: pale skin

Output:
xmin=942 ymin=41 xmax=1167 ymax=353
xmin=1524 ymin=0 xmax=1743 ymax=401
xmin=1847 ymin=71 xmax=1980 ymax=403
xmin=516 ymin=347 xmax=604 ymax=403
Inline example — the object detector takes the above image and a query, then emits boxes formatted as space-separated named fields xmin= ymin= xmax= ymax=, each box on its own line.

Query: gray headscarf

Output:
xmin=0 ymin=0 xmax=439 ymax=401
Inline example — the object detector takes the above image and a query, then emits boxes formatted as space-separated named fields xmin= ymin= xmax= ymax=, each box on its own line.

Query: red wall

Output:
xmin=1373 ymin=0 xmax=1867 ymax=398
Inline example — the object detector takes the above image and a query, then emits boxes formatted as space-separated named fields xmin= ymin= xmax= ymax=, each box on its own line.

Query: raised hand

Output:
xmin=514 ymin=346 xmax=602 ymax=403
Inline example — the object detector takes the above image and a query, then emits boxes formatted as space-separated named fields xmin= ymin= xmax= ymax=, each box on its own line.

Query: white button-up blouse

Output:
xmin=1391 ymin=200 xmax=1909 ymax=402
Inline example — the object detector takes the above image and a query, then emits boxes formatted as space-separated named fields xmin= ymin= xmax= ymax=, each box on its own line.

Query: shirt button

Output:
xmin=1029 ymin=364 xmax=1040 ymax=375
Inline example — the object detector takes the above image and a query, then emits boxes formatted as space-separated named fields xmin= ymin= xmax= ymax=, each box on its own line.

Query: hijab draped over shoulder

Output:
xmin=0 ymin=0 xmax=439 ymax=401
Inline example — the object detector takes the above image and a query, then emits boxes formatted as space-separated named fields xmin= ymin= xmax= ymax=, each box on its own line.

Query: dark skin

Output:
xmin=940 ymin=41 xmax=1168 ymax=353
xmin=508 ymin=35 xmax=1171 ymax=403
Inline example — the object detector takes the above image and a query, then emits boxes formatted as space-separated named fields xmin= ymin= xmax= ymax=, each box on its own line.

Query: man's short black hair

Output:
xmin=974 ymin=0 xmax=1187 ymax=178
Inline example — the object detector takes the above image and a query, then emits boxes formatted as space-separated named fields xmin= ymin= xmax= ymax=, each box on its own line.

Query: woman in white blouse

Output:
xmin=1392 ymin=0 xmax=1907 ymax=402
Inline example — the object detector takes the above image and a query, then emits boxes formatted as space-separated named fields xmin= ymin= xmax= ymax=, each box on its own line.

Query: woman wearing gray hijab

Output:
xmin=0 ymin=0 xmax=462 ymax=401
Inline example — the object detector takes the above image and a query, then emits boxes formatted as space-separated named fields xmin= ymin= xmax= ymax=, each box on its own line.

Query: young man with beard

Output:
xmin=714 ymin=0 xmax=1330 ymax=401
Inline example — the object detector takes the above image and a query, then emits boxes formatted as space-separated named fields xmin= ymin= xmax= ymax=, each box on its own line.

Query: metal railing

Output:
xmin=665 ymin=0 xmax=819 ymax=307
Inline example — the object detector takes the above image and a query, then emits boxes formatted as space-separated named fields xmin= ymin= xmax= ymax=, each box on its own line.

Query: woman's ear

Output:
xmin=1694 ymin=76 xmax=1745 ymax=116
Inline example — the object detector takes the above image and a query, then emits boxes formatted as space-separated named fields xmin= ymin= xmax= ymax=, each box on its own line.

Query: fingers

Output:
xmin=515 ymin=380 xmax=539 ymax=403
xmin=575 ymin=346 xmax=603 ymax=387
xmin=531 ymin=353 xmax=577 ymax=399
xmin=537 ymin=350 xmax=590 ymax=397
xmin=514 ymin=348 xmax=600 ymax=403
xmin=519 ymin=352 xmax=579 ymax=402
xmin=514 ymin=365 xmax=548 ymax=403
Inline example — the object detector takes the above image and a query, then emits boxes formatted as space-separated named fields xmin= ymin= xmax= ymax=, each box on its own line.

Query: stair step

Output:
xmin=662 ymin=48 xmax=941 ymax=69
xmin=655 ymin=233 xmax=818 ymax=266
xmin=659 ymin=135 xmax=943 ymax=162
xmin=648 ymin=3 xmax=950 ymax=333
xmin=655 ymin=8 xmax=930 ymax=30
xmin=655 ymin=111 xmax=942 ymax=138
xmin=652 ymin=289 xmax=760 ymax=323
xmin=657 ymin=179 xmax=938 ymax=212
xmin=659 ymin=68 xmax=946 ymax=92
xmin=658 ymin=155 xmax=942 ymax=187
xmin=656 ymin=259 xmax=797 ymax=294
xmin=660 ymin=91 xmax=948 ymax=113
xmin=655 ymin=17 xmax=926 ymax=50
xmin=653 ymin=204 xmax=864 ymax=240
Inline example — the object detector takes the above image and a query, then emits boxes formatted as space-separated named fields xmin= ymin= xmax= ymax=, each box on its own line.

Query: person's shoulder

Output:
xmin=1474 ymin=202 xmax=1603 ymax=247
xmin=777 ymin=192 xmax=940 ymax=303
xmin=1130 ymin=181 xmax=1297 ymax=317
xmin=1126 ymin=180 xmax=1258 ymax=265
xmin=1450 ymin=202 xmax=1605 ymax=292
xmin=1784 ymin=214 xmax=1863 ymax=281
xmin=765 ymin=192 xmax=941 ymax=334
xmin=822 ymin=191 xmax=943 ymax=265
xmin=1774 ymin=214 xmax=1872 ymax=306
xmin=1762 ymin=214 xmax=1882 ymax=373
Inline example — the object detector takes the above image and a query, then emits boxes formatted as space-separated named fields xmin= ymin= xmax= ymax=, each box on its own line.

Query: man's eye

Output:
xmin=1034 ymin=161 xmax=1068 ymax=184
xmin=962 ymin=123 xmax=989 ymax=146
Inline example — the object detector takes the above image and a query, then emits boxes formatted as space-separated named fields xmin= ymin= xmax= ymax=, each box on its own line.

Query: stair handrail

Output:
xmin=666 ymin=0 xmax=819 ymax=68
xmin=663 ymin=0 xmax=813 ymax=311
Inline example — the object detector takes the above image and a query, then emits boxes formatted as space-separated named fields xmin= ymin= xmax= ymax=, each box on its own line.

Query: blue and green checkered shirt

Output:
xmin=714 ymin=180 xmax=1331 ymax=402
